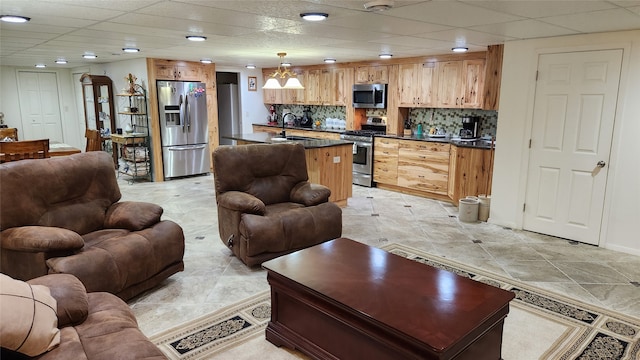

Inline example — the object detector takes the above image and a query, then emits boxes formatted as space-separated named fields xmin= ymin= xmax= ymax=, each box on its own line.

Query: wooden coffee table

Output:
xmin=262 ymin=238 xmax=515 ymax=360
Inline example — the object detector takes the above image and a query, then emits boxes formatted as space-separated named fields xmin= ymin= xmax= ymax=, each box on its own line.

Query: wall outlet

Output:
xmin=333 ymin=156 xmax=340 ymax=163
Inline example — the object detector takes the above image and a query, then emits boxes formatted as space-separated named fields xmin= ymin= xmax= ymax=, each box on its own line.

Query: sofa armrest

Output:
xmin=27 ymin=274 xmax=89 ymax=327
xmin=104 ymin=201 xmax=163 ymax=231
xmin=0 ymin=227 xmax=84 ymax=253
xmin=290 ymin=182 xmax=331 ymax=206
xmin=217 ymin=191 xmax=265 ymax=215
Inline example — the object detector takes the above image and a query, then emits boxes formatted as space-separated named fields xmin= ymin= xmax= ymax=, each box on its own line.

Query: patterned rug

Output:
xmin=150 ymin=243 xmax=640 ymax=360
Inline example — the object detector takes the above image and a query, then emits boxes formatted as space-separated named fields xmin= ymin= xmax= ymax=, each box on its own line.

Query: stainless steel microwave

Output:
xmin=352 ymin=83 xmax=387 ymax=109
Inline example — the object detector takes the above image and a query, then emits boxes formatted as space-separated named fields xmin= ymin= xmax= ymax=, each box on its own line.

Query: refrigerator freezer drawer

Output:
xmin=162 ymin=144 xmax=210 ymax=179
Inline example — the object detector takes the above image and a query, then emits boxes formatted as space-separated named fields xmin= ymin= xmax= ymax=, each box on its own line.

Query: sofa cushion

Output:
xmin=0 ymin=274 xmax=60 ymax=356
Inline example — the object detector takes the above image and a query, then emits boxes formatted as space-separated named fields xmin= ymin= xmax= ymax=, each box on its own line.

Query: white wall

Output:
xmin=216 ymin=66 xmax=269 ymax=133
xmin=491 ymin=29 xmax=640 ymax=255
xmin=0 ymin=66 xmax=83 ymax=149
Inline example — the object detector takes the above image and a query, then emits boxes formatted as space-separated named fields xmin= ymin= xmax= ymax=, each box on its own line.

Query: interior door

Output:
xmin=524 ymin=49 xmax=622 ymax=245
xmin=17 ymin=71 xmax=63 ymax=142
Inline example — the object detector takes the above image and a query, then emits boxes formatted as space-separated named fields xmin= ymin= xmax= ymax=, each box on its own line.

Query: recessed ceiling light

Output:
xmin=122 ymin=47 xmax=140 ymax=53
xmin=82 ymin=54 xmax=97 ymax=59
xmin=200 ymin=59 xmax=213 ymax=64
xmin=186 ymin=35 xmax=207 ymax=42
xmin=379 ymin=53 xmax=393 ymax=59
xmin=246 ymin=65 xmax=256 ymax=69
xmin=452 ymin=47 xmax=469 ymax=53
xmin=55 ymin=59 xmax=68 ymax=64
xmin=0 ymin=15 xmax=31 ymax=23
xmin=35 ymin=64 xmax=46 ymax=68
xmin=324 ymin=58 xmax=337 ymax=64
xmin=300 ymin=12 xmax=329 ymax=21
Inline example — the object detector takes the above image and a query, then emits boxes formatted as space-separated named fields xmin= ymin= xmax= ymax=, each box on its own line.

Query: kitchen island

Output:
xmin=224 ymin=132 xmax=353 ymax=207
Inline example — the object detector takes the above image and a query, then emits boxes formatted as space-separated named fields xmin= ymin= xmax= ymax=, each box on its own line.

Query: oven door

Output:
xmin=352 ymin=140 xmax=372 ymax=174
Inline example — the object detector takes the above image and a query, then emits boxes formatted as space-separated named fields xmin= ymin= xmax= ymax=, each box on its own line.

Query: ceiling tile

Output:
xmin=470 ymin=19 xmax=580 ymax=39
xmin=384 ymin=1 xmax=524 ymax=27
xmin=415 ymin=28 xmax=515 ymax=47
xmin=458 ymin=1 xmax=618 ymax=18
xmin=540 ymin=8 xmax=640 ymax=32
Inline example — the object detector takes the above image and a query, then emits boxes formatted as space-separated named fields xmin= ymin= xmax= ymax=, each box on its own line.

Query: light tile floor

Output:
xmin=120 ymin=175 xmax=640 ymax=337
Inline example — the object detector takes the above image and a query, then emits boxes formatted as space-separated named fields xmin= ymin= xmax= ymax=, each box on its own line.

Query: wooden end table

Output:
xmin=262 ymin=238 xmax=515 ymax=360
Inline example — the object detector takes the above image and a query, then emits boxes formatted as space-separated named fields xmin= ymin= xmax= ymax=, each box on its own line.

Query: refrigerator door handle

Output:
xmin=167 ymin=145 xmax=207 ymax=151
xmin=185 ymin=94 xmax=191 ymax=132
xmin=179 ymin=94 xmax=186 ymax=133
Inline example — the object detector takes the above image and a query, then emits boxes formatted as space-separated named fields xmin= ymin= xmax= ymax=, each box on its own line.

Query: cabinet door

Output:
xmin=398 ymin=141 xmax=449 ymax=195
xmin=305 ymin=70 xmax=321 ymax=105
xmin=373 ymin=138 xmax=399 ymax=184
xmin=397 ymin=64 xmax=418 ymax=106
xmin=436 ymin=61 xmax=463 ymax=108
xmin=370 ymin=66 xmax=389 ymax=83
xmin=417 ymin=62 xmax=437 ymax=107
xmin=332 ymin=68 xmax=349 ymax=106
xmin=176 ymin=65 xmax=202 ymax=81
xmin=155 ymin=64 xmax=176 ymax=80
xmin=319 ymin=69 xmax=332 ymax=105
xmin=263 ymin=74 xmax=282 ymax=104
xmin=354 ymin=66 xmax=371 ymax=84
xmin=448 ymin=145 xmax=457 ymax=199
xmin=461 ymin=59 xmax=485 ymax=108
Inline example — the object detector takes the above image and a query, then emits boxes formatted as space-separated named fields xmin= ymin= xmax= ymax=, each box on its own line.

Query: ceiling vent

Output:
xmin=364 ymin=0 xmax=394 ymax=12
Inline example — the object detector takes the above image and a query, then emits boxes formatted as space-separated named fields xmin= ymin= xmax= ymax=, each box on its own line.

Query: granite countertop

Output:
xmin=252 ymin=123 xmax=344 ymax=134
xmin=377 ymin=134 xmax=496 ymax=149
xmin=226 ymin=132 xmax=352 ymax=148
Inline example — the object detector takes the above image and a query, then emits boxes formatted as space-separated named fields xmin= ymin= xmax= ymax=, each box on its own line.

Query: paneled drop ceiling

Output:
xmin=1 ymin=0 xmax=639 ymax=68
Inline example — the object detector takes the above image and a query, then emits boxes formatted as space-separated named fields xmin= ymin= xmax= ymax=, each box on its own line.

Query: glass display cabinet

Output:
xmin=80 ymin=73 xmax=117 ymax=163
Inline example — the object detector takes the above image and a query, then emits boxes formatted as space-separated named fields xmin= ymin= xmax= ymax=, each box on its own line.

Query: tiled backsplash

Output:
xmin=275 ymin=105 xmax=498 ymax=137
xmin=275 ymin=105 xmax=346 ymax=125
xmin=408 ymin=108 xmax=498 ymax=138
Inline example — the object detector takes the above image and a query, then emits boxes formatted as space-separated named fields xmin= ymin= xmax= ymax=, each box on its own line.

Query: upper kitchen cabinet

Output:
xmin=355 ymin=65 xmax=389 ymax=84
xmin=305 ymin=69 xmax=332 ymax=105
xmin=262 ymin=73 xmax=283 ymax=104
xmin=154 ymin=59 xmax=202 ymax=81
xmin=332 ymin=67 xmax=353 ymax=106
xmin=397 ymin=62 xmax=438 ymax=107
xmin=283 ymin=71 xmax=306 ymax=105
xmin=482 ymin=44 xmax=503 ymax=110
xmin=436 ymin=59 xmax=485 ymax=109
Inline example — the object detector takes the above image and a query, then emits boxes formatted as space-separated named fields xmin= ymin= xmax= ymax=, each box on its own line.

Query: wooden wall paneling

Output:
xmin=452 ymin=147 xmax=493 ymax=202
xmin=304 ymin=145 xmax=352 ymax=207
xmin=483 ymin=44 xmax=504 ymax=110
xmin=146 ymin=58 xmax=163 ymax=182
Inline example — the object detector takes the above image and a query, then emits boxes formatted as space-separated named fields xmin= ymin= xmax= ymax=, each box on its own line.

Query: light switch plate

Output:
xmin=333 ymin=156 xmax=340 ymax=163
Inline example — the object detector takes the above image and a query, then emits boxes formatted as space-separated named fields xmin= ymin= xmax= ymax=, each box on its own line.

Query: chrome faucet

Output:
xmin=281 ymin=113 xmax=296 ymax=137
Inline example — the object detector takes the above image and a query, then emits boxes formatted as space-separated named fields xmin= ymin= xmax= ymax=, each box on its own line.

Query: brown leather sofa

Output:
xmin=213 ymin=143 xmax=342 ymax=266
xmin=1 ymin=273 xmax=167 ymax=360
xmin=0 ymin=152 xmax=185 ymax=301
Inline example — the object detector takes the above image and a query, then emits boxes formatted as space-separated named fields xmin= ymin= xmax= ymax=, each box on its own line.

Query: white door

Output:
xmin=524 ymin=50 xmax=622 ymax=245
xmin=17 ymin=71 xmax=64 ymax=142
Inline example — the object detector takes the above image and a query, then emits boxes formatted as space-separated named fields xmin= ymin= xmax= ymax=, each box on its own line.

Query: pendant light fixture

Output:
xmin=263 ymin=52 xmax=304 ymax=90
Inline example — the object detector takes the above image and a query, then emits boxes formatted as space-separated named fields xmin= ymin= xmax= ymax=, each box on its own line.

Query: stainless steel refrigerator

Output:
xmin=217 ymin=84 xmax=240 ymax=146
xmin=157 ymin=80 xmax=210 ymax=179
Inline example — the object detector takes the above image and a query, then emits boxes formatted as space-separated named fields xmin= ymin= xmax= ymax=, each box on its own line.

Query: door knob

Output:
xmin=597 ymin=160 xmax=606 ymax=168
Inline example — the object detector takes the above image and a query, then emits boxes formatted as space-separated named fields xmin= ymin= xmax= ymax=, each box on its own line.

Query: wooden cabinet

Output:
xmin=154 ymin=60 xmax=202 ymax=81
xmin=355 ymin=65 xmax=389 ymax=84
xmin=373 ymin=137 xmax=399 ymax=185
xmin=305 ymin=69 xmax=332 ymax=105
xmin=252 ymin=125 xmax=341 ymax=140
xmin=332 ymin=68 xmax=352 ymax=106
xmin=283 ymin=72 xmax=306 ymax=104
xmin=263 ymin=73 xmax=283 ymax=104
xmin=397 ymin=141 xmax=450 ymax=195
xmin=397 ymin=62 xmax=437 ymax=107
xmin=436 ymin=60 xmax=485 ymax=108
xmin=80 ymin=73 xmax=116 ymax=163
xmin=448 ymin=145 xmax=494 ymax=203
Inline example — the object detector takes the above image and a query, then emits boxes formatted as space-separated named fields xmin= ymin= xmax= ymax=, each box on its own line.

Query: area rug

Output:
xmin=150 ymin=243 xmax=640 ymax=360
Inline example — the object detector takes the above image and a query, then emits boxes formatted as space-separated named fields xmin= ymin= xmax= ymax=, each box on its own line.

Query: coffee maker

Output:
xmin=460 ymin=116 xmax=480 ymax=139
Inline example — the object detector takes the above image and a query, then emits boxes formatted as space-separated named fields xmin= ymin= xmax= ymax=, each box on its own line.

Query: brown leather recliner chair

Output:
xmin=0 ymin=152 xmax=185 ymax=301
xmin=213 ymin=143 xmax=342 ymax=266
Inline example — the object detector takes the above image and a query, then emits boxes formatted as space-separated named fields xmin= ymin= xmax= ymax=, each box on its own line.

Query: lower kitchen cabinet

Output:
xmin=397 ymin=141 xmax=450 ymax=196
xmin=373 ymin=138 xmax=399 ymax=185
xmin=448 ymin=145 xmax=494 ymax=203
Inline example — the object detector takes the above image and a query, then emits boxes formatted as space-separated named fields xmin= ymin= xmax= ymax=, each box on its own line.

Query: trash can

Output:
xmin=459 ymin=198 xmax=480 ymax=222
xmin=478 ymin=195 xmax=491 ymax=222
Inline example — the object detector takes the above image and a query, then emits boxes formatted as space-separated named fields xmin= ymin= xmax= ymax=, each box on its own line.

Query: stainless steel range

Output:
xmin=340 ymin=119 xmax=386 ymax=187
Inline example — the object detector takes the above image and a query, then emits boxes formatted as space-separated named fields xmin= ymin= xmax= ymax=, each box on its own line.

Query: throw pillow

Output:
xmin=0 ymin=274 xmax=60 ymax=356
